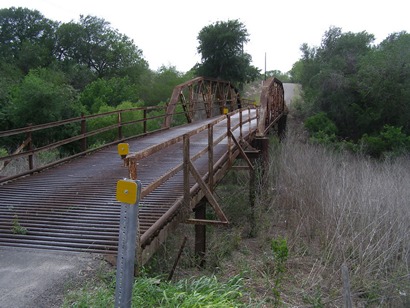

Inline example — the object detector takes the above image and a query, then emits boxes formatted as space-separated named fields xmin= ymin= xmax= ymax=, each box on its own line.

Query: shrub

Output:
xmin=304 ymin=112 xmax=338 ymax=136
xmin=360 ymin=125 xmax=410 ymax=158
xmin=0 ymin=147 xmax=7 ymax=157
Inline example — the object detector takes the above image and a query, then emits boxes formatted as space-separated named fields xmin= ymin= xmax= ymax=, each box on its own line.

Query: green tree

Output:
xmin=0 ymin=62 xmax=23 ymax=130
xmin=8 ymin=68 xmax=82 ymax=127
xmin=195 ymin=19 xmax=260 ymax=85
xmin=79 ymin=77 xmax=139 ymax=113
xmin=87 ymin=101 xmax=144 ymax=146
xmin=289 ymin=60 xmax=303 ymax=83
xmin=297 ymin=27 xmax=375 ymax=139
xmin=357 ymin=31 xmax=410 ymax=135
xmin=0 ymin=7 xmax=57 ymax=73
xmin=56 ymin=15 xmax=148 ymax=79
xmin=139 ymin=65 xmax=186 ymax=105
xmin=264 ymin=70 xmax=291 ymax=82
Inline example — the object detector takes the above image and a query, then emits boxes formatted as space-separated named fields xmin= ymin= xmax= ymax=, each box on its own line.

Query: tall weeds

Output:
xmin=276 ymin=131 xmax=410 ymax=305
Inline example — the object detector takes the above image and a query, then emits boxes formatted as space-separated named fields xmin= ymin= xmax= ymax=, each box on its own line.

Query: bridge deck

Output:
xmin=0 ymin=110 xmax=258 ymax=259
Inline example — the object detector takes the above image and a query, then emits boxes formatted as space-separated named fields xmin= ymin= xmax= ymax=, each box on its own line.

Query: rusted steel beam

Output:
xmin=185 ymin=219 xmax=229 ymax=226
xmin=194 ymin=200 xmax=206 ymax=267
xmin=257 ymin=77 xmax=285 ymax=136
xmin=0 ymin=136 xmax=31 ymax=171
xmin=163 ymin=77 xmax=240 ymax=128
xmin=229 ymin=130 xmax=254 ymax=171
xmin=126 ymin=114 xmax=226 ymax=162
xmin=188 ymin=161 xmax=228 ymax=223
xmin=208 ymin=124 xmax=214 ymax=191
xmin=139 ymin=114 xmax=252 ymax=248
xmin=0 ymin=106 xmax=166 ymax=138
xmin=0 ymin=105 xmax=169 ymax=183
xmin=139 ymin=139 xmax=245 ymax=253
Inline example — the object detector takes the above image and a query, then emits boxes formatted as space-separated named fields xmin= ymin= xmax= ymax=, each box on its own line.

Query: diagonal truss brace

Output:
xmin=229 ymin=130 xmax=254 ymax=171
xmin=185 ymin=161 xmax=229 ymax=226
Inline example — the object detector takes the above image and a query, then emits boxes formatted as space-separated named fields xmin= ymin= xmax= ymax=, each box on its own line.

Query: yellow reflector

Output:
xmin=116 ymin=179 xmax=138 ymax=204
xmin=222 ymin=107 xmax=228 ymax=115
xmin=117 ymin=143 xmax=129 ymax=156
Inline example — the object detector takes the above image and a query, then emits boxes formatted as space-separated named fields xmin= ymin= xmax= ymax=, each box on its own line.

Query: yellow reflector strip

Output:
xmin=116 ymin=179 xmax=138 ymax=204
xmin=223 ymin=107 xmax=228 ymax=115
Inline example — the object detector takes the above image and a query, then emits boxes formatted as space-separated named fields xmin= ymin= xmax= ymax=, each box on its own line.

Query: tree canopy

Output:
xmin=56 ymin=15 xmax=148 ymax=79
xmin=293 ymin=26 xmax=410 ymax=157
xmin=195 ymin=19 xmax=260 ymax=85
xmin=0 ymin=7 xmax=57 ymax=74
xmin=0 ymin=7 xmax=194 ymax=135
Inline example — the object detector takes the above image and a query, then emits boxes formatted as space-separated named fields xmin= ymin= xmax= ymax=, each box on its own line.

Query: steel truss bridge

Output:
xmin=0 ymin=77 xmax=287 ymax=267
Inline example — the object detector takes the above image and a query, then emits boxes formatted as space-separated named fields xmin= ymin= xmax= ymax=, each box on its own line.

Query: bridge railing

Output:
xmin=0 ymin=105 xmax=168 ymax=183
xmin=121 ymin=106 xmax=258 ymax=253
xmin=0 ymin=76 xmax=285 ymax=184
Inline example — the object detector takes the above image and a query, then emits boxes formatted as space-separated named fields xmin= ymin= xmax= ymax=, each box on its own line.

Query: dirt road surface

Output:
xmin=0 ymin=248 xmax=107 ymax=308
xmin=283 ymin=83 xmax=301 ymax=107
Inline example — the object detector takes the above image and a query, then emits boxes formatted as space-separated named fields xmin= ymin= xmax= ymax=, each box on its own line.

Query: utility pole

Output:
xmin=264 ymin=52 xmax=267 ymax=81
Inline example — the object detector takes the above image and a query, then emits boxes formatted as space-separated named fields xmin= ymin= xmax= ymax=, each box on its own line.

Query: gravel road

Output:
xmin=0 ymin=248 xmax=108 ymax=308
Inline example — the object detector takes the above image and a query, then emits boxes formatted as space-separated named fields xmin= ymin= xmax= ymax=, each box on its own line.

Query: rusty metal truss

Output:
xmin=258 ymin=77 xmax=286 ymax=136
xmin=164 ymin=77 xmax=243 ymax=127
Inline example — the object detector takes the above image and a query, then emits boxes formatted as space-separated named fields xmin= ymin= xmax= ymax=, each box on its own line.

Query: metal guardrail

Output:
xmin=0 ymin=106 xmax=168 ymax=183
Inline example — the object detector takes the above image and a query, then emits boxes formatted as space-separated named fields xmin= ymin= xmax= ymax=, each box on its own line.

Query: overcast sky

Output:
xmin=2 ymin=0 xmax=409 ymax=73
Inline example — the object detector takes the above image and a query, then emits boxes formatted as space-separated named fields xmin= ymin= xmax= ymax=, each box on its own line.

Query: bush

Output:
xmin=360 ymin=125 xmax=410 ymax=158
xmin=304 ymin=112 xmax=338 ymax=135
xmin=0 ymin=147 xmax=7 ymax=157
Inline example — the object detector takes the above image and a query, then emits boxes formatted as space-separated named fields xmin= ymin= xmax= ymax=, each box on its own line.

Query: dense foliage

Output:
xmin=1 ymin=8 xmax=265 ymax=150
xmin=0 ymin=7 xmax=193 ymax=136
xmin=195 ymin=19 xmax=260 ymax=86
xmin=292 ymin=26 xmax=410 ymax=157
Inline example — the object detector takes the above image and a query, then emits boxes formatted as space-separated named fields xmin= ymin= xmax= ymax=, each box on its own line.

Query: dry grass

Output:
xmin=171 ymin=123 xmax=409 ymax=306
xmin=275 ymin=127 xmax=410 ymax=306
xmin=0 ymin=149 xmax=61 ymax=177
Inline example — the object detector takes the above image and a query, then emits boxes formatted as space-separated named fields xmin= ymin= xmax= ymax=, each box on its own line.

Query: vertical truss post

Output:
xmin=278 ymin=114 xmax=287 ymax=141
xmin=249 ymin=162 xmax=256 ymax=237
xmin=248 ymin=107 xmax=252 ymax=137
xmin=128 ymin=157 xmax=138 ymax=180
xmin=195 ymin=199 xmax=207 ymax=267
xmin=208 ymin=124 xmax=214 ymax=191
xmin=26 ymin=127 xmax=33 ymax=172
xmin=227 ymin=115 xmax=232 ymax=165
xmin=239 ymin=110 xmax=243 ymax=141
xmin=143 ymin=109 xmax=147 ymax=134
xmin=118 ymin=112 xmax=123 ymax=141
xmin=254 ymin=137 xmax=270 ymax=187
xmin=183 ymin=134 xmax=190 ymax=210
xmin=81 ymin=113 xmax=87 ymax=152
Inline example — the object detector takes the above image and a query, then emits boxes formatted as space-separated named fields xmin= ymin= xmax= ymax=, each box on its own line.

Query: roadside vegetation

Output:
xmin=61 ymin=116 xmax=409 ymax=307
xmin=290 ymin=26 xmax=410 ymax=158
